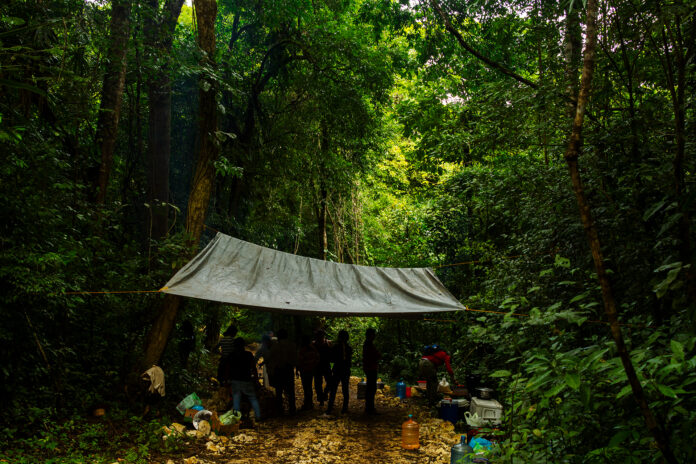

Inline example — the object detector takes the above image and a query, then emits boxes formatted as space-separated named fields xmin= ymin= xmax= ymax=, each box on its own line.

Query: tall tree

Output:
xmin=562 ymin=0 xmax=677 ymax=461
xmin=141 ymin=0 xmax=219 ymax=369
xmin=144 ymin=0 xmax=185 ymax=238
xmin=94 ymin=0 xmax=132 ymax=204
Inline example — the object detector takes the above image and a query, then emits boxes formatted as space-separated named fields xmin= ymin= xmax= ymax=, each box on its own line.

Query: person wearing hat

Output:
xmin=419 ymin=344 xmax=456 ymax=406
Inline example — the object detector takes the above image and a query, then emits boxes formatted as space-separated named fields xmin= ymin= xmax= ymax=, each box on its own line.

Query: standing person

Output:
xmin=227 ymin=337 xmax=262 ymax=421
xmin=268 ymin=328 xmax=297 ymax=415
xmin=419 ymin=344 xmax=456 ymax=406
xmin=362 ymin=328 xmax=381 ymax=415
xmin=297 ymin=334 xmax=320 ymax=410
xmin=254 ymin=333 xmax=274 ymax=389
xmin=313 ymin=330 xmax=332 ymax=407
xmin=326 ymin=330 xmax=352 ymax=415
xmin=216 ymin=325 xmax=237 ymax=386
xmin=218 ymin=325 xmax=238 ymax=357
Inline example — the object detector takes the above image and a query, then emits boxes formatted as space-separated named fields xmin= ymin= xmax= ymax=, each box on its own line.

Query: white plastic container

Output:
xmin=470 ymin=397 xmax=503 ymax=425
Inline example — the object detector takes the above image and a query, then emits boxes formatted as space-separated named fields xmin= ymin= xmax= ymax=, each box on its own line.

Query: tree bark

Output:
xmin=147 ymin=76 xmax=172 ymax=239
xmin=563 ymin=0 xmax=678 ymax=462
xmin=563 ymin=7 xmax=582 ymax=119
xmin=140 ymin=0 xmax=215 ymax=370
xmin=144 ymin=0 xmax=185 ymax=239
xmin=94 ymin=0 xmax=132 ymax=204
xmin=317 ymin=185 xmax=328 ymax=260
xmin=316 ymin=124 xmax=329 ymax=260
xmin=661 ymin=17 xmax=695 ymax=305
xmin=185 ymin=0 xmax=219 ymax=247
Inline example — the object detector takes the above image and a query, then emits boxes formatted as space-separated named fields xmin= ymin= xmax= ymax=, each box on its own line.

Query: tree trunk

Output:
xmin=147 ymin=76 xmax=172 ymax=239
xmin=94 ymin=0 xmax=131 ymax=204
xmin=185 ymin=0 xmax=218 ymax=247
xmin=562 ymin=1 xmax=677 ymax=462
xmin=143 ymin=0 xmax=185 ymax=239
xmin=317 ymin=186 xmax=328 ymax=260
xmin=662 ymin=17 xmax=695 ymax=305
xmin=139 ymin=0 xmax=204 ymax=370
xmin=563 ymin=6 xmax=582 ymax=119
xmin=141 ymin=293 xmax=180 ymax=369
xmin=204 ymin=305 xmax=222 ymax=351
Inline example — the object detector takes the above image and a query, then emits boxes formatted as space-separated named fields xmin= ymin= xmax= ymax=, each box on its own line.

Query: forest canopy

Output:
xmin=0 ymin=0 xmax=694 ymax=462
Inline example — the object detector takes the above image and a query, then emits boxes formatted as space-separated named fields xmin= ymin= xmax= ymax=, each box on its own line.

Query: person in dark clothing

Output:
xmin=362 ymin=328 xmax=381 ymax=415
xmin=218 ymin=325 xmax=238 ymax=357
xmin=216 ymin=325 xmax=238 ymax=385
xmin=228 ymin=337 xmax=261 ymax=420
xmin=268 ymin=328 xmax=297 ymax=415
xmin=326 ymin=330 xmax=352 ymax=414
xmin=313 ymin=329 xmax=332 ymax=407
xmin=419 ymin=344 xmax=457 ymax=406
xmin=297 ymin=334 xmax=320 ymax=410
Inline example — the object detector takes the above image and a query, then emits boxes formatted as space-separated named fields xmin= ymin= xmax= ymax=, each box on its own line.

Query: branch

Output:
xmin=429 ymin=0 xmax=539 ymax=89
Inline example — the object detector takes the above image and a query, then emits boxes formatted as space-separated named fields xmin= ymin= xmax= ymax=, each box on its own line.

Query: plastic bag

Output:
xmin=176 ymin=392 xmax=202 ymax=415
xmin=464 ymin=411 xmax=486 ymax=427
xmin=219 ymin=409 xmax=242 ymax=425
xmin=438 ymin=376 xmax=452 ymax=394
xmin=469 ymin=437 xmax=493 ymax=452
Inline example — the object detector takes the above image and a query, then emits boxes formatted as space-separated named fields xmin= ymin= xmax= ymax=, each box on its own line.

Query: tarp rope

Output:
xmin=60 ymin=289 xmax=165 ymax=295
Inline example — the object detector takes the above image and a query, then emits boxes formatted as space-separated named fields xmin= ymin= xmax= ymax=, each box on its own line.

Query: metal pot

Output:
xmin=475 ymin=387 xmax=494 ymax=399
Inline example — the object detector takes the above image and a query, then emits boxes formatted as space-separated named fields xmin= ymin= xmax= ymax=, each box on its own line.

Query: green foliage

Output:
xmin=1 ymin=0 xmax=695 ymax=461
xmin=0 ymin=411 xmax=184 ymax=463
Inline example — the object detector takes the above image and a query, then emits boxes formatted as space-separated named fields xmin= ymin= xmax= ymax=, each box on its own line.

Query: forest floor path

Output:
xmin=164 ymin=377 xmax=463 ymax=464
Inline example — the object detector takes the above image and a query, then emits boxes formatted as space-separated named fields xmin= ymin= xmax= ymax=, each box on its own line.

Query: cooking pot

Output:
xmin=475 ymin=387 xmax=494 ymax=399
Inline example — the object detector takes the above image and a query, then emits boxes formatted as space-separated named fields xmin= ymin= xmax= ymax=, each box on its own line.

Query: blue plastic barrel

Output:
xmin=396 ymin=379 xmax=407 ymax=399
xmin=440 ymin=399 xmax=459 ymax=424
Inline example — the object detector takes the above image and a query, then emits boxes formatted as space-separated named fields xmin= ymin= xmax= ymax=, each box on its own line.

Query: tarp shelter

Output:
xmin=161 ymin=233 xmax=464 ymax=317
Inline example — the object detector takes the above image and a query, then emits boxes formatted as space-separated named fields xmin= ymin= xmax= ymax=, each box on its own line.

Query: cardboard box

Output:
xmin=210 ymin=411 xmax=240 ymax=435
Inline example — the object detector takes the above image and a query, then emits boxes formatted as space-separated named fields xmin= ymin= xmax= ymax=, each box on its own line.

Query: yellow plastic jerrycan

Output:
xmin=401 ymin=414 xmax=420 ymax=450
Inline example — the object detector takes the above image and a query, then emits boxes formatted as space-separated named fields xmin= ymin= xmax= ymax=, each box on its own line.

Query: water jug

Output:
xmin=396 ymin=379 xmax=407 ymax=399
xmin=401 ymin=414 xmax=420 ymax=450
xmin=450 ymin=435 xmax=474 ymax=464
xmin=357 ymin=379 xmax=366 ymax=399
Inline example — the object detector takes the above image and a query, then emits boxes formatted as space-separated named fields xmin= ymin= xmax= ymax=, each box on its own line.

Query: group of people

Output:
xmin=217 ymin=325 xmax=383 ymax=420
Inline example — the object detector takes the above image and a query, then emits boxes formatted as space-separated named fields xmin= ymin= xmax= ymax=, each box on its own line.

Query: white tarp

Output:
xmin=162 ymin=233 xmax=464 ymax=316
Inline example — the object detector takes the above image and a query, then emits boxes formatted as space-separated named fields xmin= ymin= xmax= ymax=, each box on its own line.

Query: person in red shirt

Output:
xmin=362 ymin=328 xmax=381 ymax=415
xmin=419 ymin=345 xmax=456 ymax=406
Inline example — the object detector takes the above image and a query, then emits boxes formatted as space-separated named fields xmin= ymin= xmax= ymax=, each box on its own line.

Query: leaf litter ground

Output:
xmin=161 ymin=376 xmax=462 ymax=464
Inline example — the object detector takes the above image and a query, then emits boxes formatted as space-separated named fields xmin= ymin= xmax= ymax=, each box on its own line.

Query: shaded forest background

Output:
xmin=0 ymin=0 xmax=695 ymax=462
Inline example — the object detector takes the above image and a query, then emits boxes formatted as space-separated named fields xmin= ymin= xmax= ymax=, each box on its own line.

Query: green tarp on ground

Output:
xmin=162 ymin=233 xmax=464 ymax=316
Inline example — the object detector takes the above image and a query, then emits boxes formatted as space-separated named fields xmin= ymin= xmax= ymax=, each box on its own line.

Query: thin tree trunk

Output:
xmin=185 ymin=0 xmax=218 ymax=247
xmin=144 ymin=0 xmax=185 ymax=239
xmin=318 ymin=186 xmax=328 ymax=260
xmin=563 ymin=7 xmax=582 ymax=119
xmin=94 ymin=0 xmax=131 ymax=204
xmin=147 ymin=76 xmax=172 ymax=238
xmin=563 ymin=1 xmax=678 ymax=462
xmin=662 ymin=17 xmax=695 ymax=304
